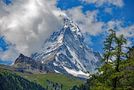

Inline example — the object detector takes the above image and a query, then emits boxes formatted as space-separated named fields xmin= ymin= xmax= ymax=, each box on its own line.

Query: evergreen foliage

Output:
xmin=76 ymin=30 xmax=134 ymax=90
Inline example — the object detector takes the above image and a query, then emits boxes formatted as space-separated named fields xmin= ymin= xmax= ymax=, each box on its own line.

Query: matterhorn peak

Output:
xmin=13 ymin=13 xmax=102 ymax=79
xmin=30 ymin=16 xmax=102 ymax=79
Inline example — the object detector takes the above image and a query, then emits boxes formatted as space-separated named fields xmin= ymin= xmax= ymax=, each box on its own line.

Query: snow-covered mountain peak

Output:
xmin=63 ymin=18 xmax=82 ymax=36
xmin=31 ymin=17 xmax=102 ymax=79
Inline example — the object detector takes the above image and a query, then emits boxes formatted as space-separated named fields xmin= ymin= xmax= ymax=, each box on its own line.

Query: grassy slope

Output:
xmin=20 ymin=73 xmax=84 ymax=90
xmin=0 ymin=64 xmax=84 ymax=90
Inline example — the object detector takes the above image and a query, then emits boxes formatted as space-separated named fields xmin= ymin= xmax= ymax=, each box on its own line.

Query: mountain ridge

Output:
xmin=14 ymin=18 xmax=102 ymax=79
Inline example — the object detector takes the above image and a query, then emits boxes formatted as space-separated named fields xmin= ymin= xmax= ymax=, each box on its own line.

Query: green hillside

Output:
xmin=0 ymin=65 xmax=84 ymax=90
xmin=19 ymin=72 xmax=83 ymax=90
xmin=0 ymin=68 xmax=45 ymax=90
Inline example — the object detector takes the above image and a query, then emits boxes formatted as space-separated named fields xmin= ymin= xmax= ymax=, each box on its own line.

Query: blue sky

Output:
xmin=57 ymin=0 xmax=134 ymax=51
xmin=0 ymin=37 xmax=9 ymax=51
xmin=0 ymin=0 xmax=134 ymax=64
xmin=2 ymin=0 xmax=12 ymax=5
xmin=0 ymin=36 xmax=11 ymax=64
xmin=57 ymin=0 xmax=134 ymax=26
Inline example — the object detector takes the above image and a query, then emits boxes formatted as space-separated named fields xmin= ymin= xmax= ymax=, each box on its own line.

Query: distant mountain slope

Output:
xmin=0 ymin=67 xmax=45 ymax=90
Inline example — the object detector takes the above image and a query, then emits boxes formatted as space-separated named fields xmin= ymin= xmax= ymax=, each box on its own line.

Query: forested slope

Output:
xmin=0 ymin=68 xmax=46 ymax=90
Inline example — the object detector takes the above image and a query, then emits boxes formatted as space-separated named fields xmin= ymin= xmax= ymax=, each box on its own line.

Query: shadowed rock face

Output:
xmin=14 ymin=54 xmax=48 ymax=73
xmin=15 ymin=54 xmax=35 ymax=64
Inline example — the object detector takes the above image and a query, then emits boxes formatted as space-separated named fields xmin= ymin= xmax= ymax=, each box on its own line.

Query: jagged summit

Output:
xmin=14 ymin=53 xmax=33 ymax=64
xmin=31 ymin=18 xmax=101 ymax=78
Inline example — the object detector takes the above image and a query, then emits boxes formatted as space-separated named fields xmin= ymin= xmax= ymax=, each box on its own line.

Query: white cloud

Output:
xmin=0 ymin=46 xmax=19 ymax=61
xmin=0 ymin=0 xmax=64 ymax=61
xmin=65 ymin=6 xmax=105 ymax=35
xmin=81 ymin=0 xmax=124 ymax=7
xmin=105 ymin=20 xmax=123 ymax=30
xmin=105 ymin=20 xmax=134 ymax=46
xmin=105 ymin=20 xmax=134 ymax=39
xmin=117 ymin=25 xmax=134 ymax=38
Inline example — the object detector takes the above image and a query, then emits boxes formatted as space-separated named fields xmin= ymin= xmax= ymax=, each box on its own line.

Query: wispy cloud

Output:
xmin=65 ymin=6 xmax=105 ymax=35
xmin=105 ymin=20 xmax=134 ymax=46
xmin=80 ymin=0 xmax=124 ymax=7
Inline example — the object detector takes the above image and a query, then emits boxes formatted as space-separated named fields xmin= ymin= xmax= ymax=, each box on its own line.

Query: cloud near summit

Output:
xmin=0 ymin=0 xmax=64 ymax=61
xmin=0 ymin=0 xmax=134 ymax=62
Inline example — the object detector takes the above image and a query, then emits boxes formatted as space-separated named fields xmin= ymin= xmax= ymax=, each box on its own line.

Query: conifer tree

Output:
xmin=103 ymin=29 xmax=116 ymax=63
xmin=79 ymin=29 xmax=133 ymax=90
xmin=112 ymin=34 xmax=127 ymax=89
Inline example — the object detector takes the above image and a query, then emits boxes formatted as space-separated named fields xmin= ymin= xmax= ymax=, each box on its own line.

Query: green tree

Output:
xmin=112 ymin=34 xmax=127 ymax=89
xmin=128 ymin=46 xmax=134 ymax=59
xmin=88 ymin=30 xmax=128 ymax=90
xmin=103 ymin=29 xmax=116 ymax=64
xmin=73 ymin=30 xmax=134 ymax=90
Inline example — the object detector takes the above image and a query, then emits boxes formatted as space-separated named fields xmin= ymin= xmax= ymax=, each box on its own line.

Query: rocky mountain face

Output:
xmin=14 ymin=54 xmax=47 ymax=73
xmin=14 ymin=18 xmax=101 ymax=78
